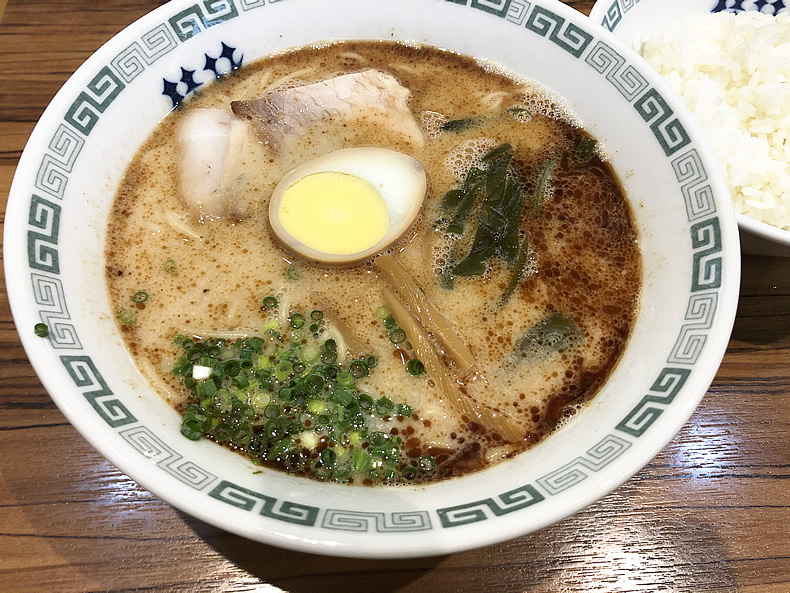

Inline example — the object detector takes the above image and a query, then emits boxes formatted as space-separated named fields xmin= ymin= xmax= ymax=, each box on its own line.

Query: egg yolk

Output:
xmin=278 ymin=171 xmax=389 ymax=255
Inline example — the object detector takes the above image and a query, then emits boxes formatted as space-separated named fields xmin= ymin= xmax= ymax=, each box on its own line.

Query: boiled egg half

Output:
xmin=268 ymin=147 xmax=427 ymax=265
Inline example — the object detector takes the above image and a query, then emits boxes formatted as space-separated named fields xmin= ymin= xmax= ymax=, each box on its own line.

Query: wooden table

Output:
xmin=1 ymin=1 xmax=788 ymax=591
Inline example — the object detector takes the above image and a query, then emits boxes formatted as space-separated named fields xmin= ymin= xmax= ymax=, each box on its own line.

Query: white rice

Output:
xmin=636 ymin=11 xmax=790 ymax=231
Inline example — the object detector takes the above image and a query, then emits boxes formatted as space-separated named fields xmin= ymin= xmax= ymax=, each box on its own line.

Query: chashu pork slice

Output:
xmin=177 ymin=108 xmax=261 ymax=224
xmin=230 ymin=69 xmax=425 ymax=153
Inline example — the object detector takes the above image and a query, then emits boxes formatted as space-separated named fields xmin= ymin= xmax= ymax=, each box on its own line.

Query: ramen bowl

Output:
xmin=5 ymin=0 xmax=739 ymax=558
xmin=589 ymin=0 xmax=790 ymax=257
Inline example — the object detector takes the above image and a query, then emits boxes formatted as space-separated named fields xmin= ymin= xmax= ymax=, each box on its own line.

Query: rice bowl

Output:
xmin=590 ymin=0 xmax=790 ymax=256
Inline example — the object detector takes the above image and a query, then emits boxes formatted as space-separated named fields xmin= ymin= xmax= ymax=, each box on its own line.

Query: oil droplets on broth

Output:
xmin=105 ymin=41 xmax=641 ymax=486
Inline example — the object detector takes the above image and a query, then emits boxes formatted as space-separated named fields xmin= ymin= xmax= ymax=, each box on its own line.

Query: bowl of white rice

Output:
xmin=590 ymin=0 xmax=790 ymax=257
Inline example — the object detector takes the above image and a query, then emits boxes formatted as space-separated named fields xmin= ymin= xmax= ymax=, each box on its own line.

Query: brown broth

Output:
xmin=105 ymin=41 xmax=641 ymax=485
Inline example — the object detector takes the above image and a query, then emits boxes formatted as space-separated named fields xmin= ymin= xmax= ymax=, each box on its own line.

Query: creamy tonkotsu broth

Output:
xmin=106 ymin=42 xmax=641 ymax=485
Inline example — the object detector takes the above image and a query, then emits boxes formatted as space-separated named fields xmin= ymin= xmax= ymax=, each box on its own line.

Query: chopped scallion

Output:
xmin=119 ymin=309 xmax=137 ymax=325
xmin=289 ymin=312 xmax=305 ymax=329
xmin=406 ymin=358 xmax=425 ymax=376
xmin=389 ymin=329 xmax=406 ymax=344
xmin=171 ymin=313 xmax=426 ymax=484
xmin=349 ymin=359 xmax=369 ymax=378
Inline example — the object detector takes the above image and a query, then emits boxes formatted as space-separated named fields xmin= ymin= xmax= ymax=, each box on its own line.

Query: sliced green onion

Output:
xmin=307 ymin=399 xmax=326 ymax=415
xmin=310 ymin=310 xmax=323 ymax=321
xmin=389 ymin=329 xmax=406 ymax=344
xmin=180 ymin=418 xmax=205 ymax=441
xmin=358 ymin=393 xmax=374 ymax=410
xmin=321 ymin=364 xmax=339 ymax=381
xmin=352 ymin=448 xmax=372 ymax=472
xmin=401 ymin=466 xmax=419 ymax=481
xmin=132 ymin=291 xmax=148 ymax=303
xmin=397 ymin=403 xmax=413 ymax=417
xmin=231 ymin=424 xmax=253 ymax=444
xmin=375 ymin=397 xmax=394 ymax=416
xmin=274 ymin=360 xmax=293 ymax=381
xmin=282 ymin=448 xmax=305 ymax=471
xmin=406 ymin=358 xmax=425 ymax=376
xmin=172 ymin=323 xmax=427 ymax=484
xmin=223 ymin=360 xmax=241 ymax=377
xmin=329 ymin=387 xmax=354 ymax=407
xmin=164 ymin=259 xmax=177 ymax=274
xmin=232 ymin=374 xmax=250 ymax=389
xmin=418 ymin=455 xmax=436 ymax=473
xmin=202 ymin=379 xmax=218 ymax=398
xmin=301 ymin=345 xmax=319 ymax=363
xmin=333 ymin=464 xmax=353 ymax=481
xmin=213 ymin=422 xmax=232 ymax=442
xmin=33 ymin=323 xmax=49 ymax=338
xmin=289 ymin=313 xmax=305 ymax=329
xmin=264 ymin=404 xmax=281 ymax=419
xmin=368 ymin=431 xmax=387 ymax=446
xmin=264 ymin=418 xmax=285 ymax=440
xmin=262 ymin=295 xmax=278 ymax=309
xmin=319 ymin=448 xmax=337 ymax=468
xmin=349 ymin=360 xmax=369 ymax=378
xmin=303 ymin=373 xmax=325 ymax=394
xmin=375 ymin=306 xmax=389 ymax=320
xmin=298 ymin=411 xmax=315 ymax=429
xmin=336 ymin=369 xmax=355 ymax=387
xmin=119 ymin=309 xmax=137 ymax=325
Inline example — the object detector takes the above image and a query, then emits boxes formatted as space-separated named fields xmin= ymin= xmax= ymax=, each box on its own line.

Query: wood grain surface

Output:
xmin=1 ymin=1 xmax=788 ymax=591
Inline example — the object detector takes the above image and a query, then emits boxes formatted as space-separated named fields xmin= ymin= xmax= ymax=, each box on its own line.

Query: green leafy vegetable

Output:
xmin=569 ymin=136 xmax=597 ymax=167
xmin=532 ymin=155 xmax=557 ymax=213
xmin=514 ymin=312 xmax=582 ymax=362
xmin=499 ymin=232 xmax=531 ymax=306
xmin=443 ymin=167 xmax=485 ymax=236
xmin=452 ymin=144 xmax=523 ymax=275
xmin=440 ymin=117 xmax=477 ymax=132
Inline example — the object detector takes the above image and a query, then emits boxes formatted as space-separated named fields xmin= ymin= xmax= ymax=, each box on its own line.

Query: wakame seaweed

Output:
xmin=514 ymin=311 xmax=582 ymax=361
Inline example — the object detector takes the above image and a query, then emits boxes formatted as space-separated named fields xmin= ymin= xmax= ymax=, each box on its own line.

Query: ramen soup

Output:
xmin=106 ymin=41 xmax=641 ymax=486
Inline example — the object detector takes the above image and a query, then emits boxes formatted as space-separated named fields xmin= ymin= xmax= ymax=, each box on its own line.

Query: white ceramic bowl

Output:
xmin=5 ymin=0 xmax=740 ymax=558
xmin=589 ymin=0 xmax=790 ymax=257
